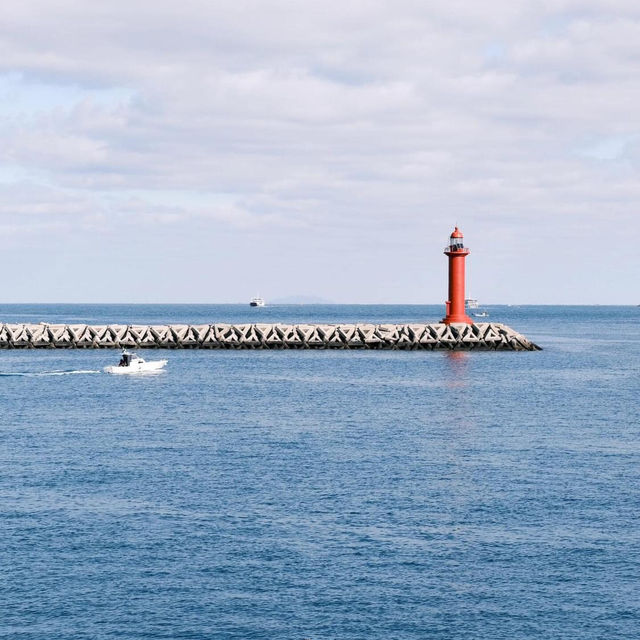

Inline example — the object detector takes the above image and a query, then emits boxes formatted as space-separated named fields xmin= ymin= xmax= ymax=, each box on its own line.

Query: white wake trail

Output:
xmin=0 ymin=369 xmax=102 ymax=377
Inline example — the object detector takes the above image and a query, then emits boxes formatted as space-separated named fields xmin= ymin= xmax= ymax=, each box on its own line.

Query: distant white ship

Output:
xmin=250 ymin=296 xmax=265 ymax=307
xmin=465 ymin=298 xmax=479 ymax=309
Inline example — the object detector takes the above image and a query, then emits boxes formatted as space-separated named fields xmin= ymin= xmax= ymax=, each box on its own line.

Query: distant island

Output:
xmin=268 ymin=295 xmax=335 ymax=304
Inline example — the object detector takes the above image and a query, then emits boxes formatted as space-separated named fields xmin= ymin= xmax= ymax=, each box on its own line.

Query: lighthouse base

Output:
xmin=442 ymin=300 xmax=472 ymax=325
xmin=442 ymin=315 xmax=473 ymax=325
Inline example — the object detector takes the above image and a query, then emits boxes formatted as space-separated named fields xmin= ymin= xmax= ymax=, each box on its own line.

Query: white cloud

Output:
xmin=0 ymin=0 xmax=638 ymax=302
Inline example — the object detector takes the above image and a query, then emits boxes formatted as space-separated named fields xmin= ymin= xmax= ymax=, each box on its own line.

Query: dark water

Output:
xmin=1 ymin=305 xmax=638 ymax=639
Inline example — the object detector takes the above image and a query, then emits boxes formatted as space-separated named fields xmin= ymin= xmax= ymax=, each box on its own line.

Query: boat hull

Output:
xmin=104 ymin=360 xmax=168 ymax=374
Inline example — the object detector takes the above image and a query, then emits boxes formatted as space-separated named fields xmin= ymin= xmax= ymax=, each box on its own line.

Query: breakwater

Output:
xmin=0 ymin=322 xmax=541 ymax=350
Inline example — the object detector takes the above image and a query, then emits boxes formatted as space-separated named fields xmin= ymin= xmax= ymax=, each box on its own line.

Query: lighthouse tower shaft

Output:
xmin=442 ymin=228 xmax=472 ymax=325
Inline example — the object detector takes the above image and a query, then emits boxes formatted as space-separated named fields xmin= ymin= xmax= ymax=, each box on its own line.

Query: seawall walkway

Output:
xmin=0 ymin=322 xmax=541 ymax=350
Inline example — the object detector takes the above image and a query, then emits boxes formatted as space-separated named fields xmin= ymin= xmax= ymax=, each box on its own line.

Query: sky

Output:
xmin=0 ymin=0 xmax=639 ymax=304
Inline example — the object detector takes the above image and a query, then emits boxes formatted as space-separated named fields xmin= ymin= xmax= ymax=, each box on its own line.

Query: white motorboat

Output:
xmin=104 ymin=350 xmax=167 ymax=374
xmin=473 ymin=310 xmax=489 ymax=318
xmin=250 ymin=296 xmax=265 ymax=307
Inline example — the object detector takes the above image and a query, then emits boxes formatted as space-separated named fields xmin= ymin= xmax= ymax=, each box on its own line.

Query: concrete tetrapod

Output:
xmin=0 ymin=322 xmax=541 ymax=350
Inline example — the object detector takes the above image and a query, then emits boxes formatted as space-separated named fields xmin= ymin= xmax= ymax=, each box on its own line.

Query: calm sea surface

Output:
xmin=1 ymin=305 xmax=638 ymax=639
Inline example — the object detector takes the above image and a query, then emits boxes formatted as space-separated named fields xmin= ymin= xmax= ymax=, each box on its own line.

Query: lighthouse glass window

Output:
xmin=450 ymin=237 xmax=464 ymax=250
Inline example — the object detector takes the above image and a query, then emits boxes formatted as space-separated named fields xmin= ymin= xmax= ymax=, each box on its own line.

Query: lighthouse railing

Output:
xmin=443 ymin=246 xmax=470 ymax=254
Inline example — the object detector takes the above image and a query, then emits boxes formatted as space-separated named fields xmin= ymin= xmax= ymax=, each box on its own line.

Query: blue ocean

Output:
xmin=1 ymin=305 xmax=638 ymax=639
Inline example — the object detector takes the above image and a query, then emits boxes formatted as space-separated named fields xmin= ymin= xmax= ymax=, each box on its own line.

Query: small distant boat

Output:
xmin=104 ymin=350 xmax=167 ymax=374
xmin=465 ymin=298 xmax=479 ymax=309
xmin=250 ymin=296 xmax=265 ymax=307
xmin=473 ymin=310 xmax=489 ymax=318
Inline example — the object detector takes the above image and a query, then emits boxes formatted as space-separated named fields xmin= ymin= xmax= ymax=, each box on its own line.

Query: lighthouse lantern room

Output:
xmin=442 ymin=226 xmax=473 ymax=325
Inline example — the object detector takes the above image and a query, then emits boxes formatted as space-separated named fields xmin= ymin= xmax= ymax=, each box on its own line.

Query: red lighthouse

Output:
xmin=442 ymin=227 xmax=473 ymax=324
